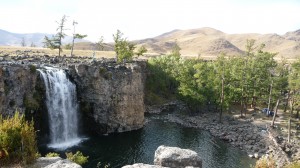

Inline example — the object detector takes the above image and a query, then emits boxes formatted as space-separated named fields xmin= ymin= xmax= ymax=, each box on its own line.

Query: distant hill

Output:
xmin=73 ymin=42 xmax=114 ymax=51
xmin=135 ymin=27 xmax=300 ymax=59
xmin=1 ymin=28 xmax=300 ymax=59
xmin=0 ymin=29 xmax=87 ymax=47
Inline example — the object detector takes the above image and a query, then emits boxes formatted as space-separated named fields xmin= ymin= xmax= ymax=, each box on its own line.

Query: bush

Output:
xmin=285 ymin=161 xmax=300 ymax=168
xmin=65 ymin=151 xmax=89 ymax=165
xmin=29 ymin=64 xmax=36 ymax=73
xmin=46 ymin=152 xmax=60 ymax=157
xmin=253 ymin=155 xmax=276 ymax=168
xmin=0 ymin=112 xmax=38 ymax=166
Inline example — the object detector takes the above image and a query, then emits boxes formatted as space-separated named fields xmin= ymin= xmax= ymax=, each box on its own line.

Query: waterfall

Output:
xmin=38 ymin=67 xmax=82 ymax=149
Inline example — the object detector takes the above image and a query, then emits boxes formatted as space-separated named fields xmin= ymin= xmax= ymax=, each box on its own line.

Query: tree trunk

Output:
xmin=240 ymin=99 xmax=243 ymax=117
xmin=71 ymin=35 xmax=75 ymax=57
xmin=219 ymin=77 xmax=224 ymax=123
xmin=271 ymin=99 xmax=280 ymax=127
xmin=284 ymin=91 xmax=290 ymax=113
xmin=288 ymin=118 xmax=291 ymax=143
xmin=267 ymin=80 xmax=273 ymax=114
xmin=290 ymin=96 xmax=295 ymax=117
xmin=244 ymin=98 xmax=247 ymax=117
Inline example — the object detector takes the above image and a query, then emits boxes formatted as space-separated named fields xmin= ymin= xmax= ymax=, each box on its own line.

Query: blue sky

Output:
xmin=1 ymin=0 xmax=300 ymax=42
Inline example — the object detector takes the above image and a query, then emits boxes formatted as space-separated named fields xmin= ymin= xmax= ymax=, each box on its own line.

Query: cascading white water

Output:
xmin=38 ymin=67 xmax=82 ymax=149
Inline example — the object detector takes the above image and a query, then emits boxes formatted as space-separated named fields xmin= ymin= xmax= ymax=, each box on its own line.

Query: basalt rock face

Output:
xmin=0 ymin=57 xmax=146 ymax=135
xmin=69 ymin=61 xmax=146 ymax=134
xmin=0 ymin=63 xmax=48 ymax=136
xmin=0 ymin=64 xmax=45 ymax=118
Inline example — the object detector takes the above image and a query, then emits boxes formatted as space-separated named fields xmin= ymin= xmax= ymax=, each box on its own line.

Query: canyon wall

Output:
xmin=69 ymin=61 xmax=146 ymax=134
xmin=0 ymin=58 xmax=146 ymax=134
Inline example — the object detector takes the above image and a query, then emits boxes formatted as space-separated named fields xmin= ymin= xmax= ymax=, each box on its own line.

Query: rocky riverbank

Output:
xmin=146 ymin=102 xmax=300 ymax=167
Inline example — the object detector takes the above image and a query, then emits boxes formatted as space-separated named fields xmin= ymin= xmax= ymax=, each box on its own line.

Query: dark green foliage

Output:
xmin=104 ymin=71 xmax=113 ymax=80
xmin=0 ymin=112 xmax=38 ymax=166
xmin=4 ymin=80 xmax=10 ymax=95
xmin=146 ymin=40 xmax=289 ymax=116
xmin=99 ymin=67 xmax=107 ymax=75
xmin=23 ymin=95 xmax=40 ymax=111
xmin=146 ymin=54 xmax=179 ymax=105
xmin=29 ymin=64 xmax=36 ymax=74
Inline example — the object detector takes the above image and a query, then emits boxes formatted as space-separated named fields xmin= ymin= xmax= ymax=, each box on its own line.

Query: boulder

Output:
xmin=154 ymin=145 xmax=202 ymax=168
xmin=122 ymin=163 xmax=167 ymax=168
xmin=32 ymin=157 xmax=82 ymax=168
xmin=45 ymin=160 xmax=82 ymax=168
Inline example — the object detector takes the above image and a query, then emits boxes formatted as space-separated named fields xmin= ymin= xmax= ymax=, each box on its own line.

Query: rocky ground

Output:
xmin=146 ymin=101 xmax=300 ymax=167
xmin=0 ymin=55 xmax=117 ymax=67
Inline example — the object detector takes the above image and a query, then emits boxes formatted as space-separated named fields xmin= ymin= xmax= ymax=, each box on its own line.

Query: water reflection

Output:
xmin=39 ymin=119 xmax=255 ymax=168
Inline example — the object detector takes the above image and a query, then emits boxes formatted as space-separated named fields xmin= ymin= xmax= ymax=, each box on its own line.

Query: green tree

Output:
xmin=21 ymin=37 xmax=26 ymax=47
xmin=288 ymin=59 xmax=300 ymax=118
xmin=95 ymin=36 xmax=105 ymax=51
xmin=44 ymin=15 xmax=68 ymax=56
xmin=136 ymin=45 xmax=147 ymax=57
xmin=0 ymin=112 xmax=38 ymax=165
xmin=213 ymin=54 xmax=233 ymax=122
xmin=30 ymin=42 xmax=36 ymax=47
xmin=171 ymin=41 xmax=181 ymax=59
xmin=113 ymin=30 xmax=135 ymax=63
xmin=70 ymin=20 xmax=87 ymax=56
xmin=64 ymin=43 xmax=72 ymax=50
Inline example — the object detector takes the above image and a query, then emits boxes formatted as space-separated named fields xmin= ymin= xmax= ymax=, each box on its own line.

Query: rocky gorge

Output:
xmin=1 ymin=55 xmax=299 ymax=167
xmin=0 ymin=55 xmax=146 ymax=136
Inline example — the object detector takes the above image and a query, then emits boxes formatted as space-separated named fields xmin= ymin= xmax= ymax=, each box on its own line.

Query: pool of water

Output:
xmin=39 ymin=118 xmax=255 ymax=168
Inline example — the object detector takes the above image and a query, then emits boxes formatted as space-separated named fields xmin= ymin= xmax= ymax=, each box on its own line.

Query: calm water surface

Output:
xmin=39 ymin=118 xmax=255 ymax=168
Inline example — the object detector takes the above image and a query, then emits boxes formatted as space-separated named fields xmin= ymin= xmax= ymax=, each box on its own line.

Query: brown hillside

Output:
xmin=136 ymin=27 xmax=300 ymax=59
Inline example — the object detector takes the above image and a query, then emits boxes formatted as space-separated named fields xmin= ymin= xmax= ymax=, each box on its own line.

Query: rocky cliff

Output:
xmin=69 ymin=61 xmax=146 ymax=134
xmin=0 ymin=64 xmax=44 ymax=118
xmin=0 ymin=56 xmax=146 ymax=135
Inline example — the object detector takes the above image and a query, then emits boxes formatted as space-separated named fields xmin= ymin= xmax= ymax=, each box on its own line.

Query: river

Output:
xmin=39 ymin=117 xmax=255 ymax=168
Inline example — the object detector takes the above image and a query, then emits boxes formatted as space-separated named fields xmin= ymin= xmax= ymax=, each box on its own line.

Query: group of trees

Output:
xmin=44 ymin=15 xmax=147 ymax=61
xmin=147 ymin=40 xmax=300 ymax=123
xmin=44 ymin=15 xmax=87 ymax=57
xmin=20 ymin=37 xmax=36 ymax=47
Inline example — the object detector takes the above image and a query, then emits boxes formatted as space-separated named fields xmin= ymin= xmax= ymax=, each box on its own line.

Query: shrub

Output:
xmin=0 ymin=112 xmax=38 ymax=166
xmin=97 ymin=162 xmax=110 ymax=168
xmin=253 ymin=155 xmax=276 ymax=168
xmin=46 ymin=152 xmax=60 ymax=157
xmin=285 ymin=161 xmax=300 ymax=168
xmin=65 ymin=151 xmax=89 ymax=165
xmin=29 ymin=64 xmax=36 ymax=73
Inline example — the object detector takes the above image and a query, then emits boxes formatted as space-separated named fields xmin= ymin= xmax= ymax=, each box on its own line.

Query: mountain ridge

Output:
xmin=1 ymin=27 xmax=300 ymax=58
xmin=0 ymin=29 xmax=87 ymax=47
xmin=135 ymin=27 xmax=300 ymax=58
